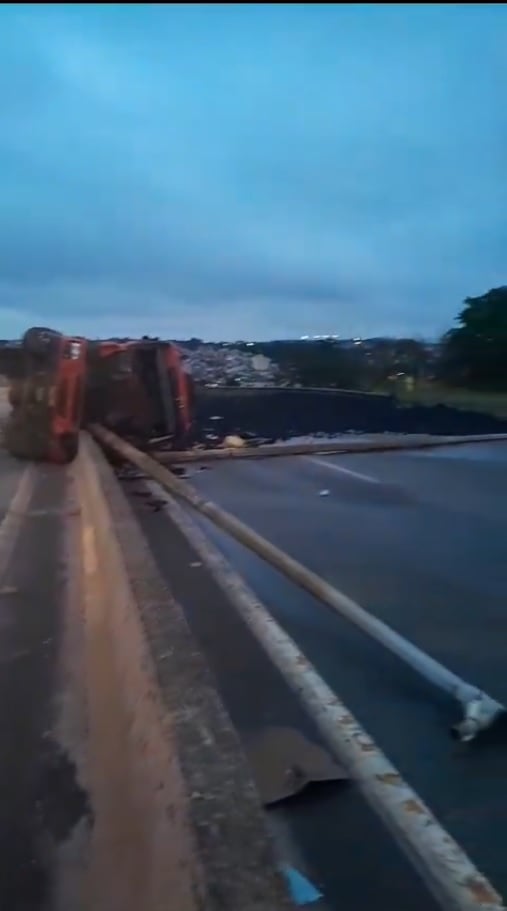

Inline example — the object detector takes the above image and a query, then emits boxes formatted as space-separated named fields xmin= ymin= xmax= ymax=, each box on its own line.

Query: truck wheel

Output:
xmin=22 ymin=327 xmax=61 ymax=358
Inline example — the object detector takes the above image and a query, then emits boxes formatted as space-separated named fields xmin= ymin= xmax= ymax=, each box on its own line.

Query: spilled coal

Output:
xmin=193 ymin=387 xmax=507 ymax=445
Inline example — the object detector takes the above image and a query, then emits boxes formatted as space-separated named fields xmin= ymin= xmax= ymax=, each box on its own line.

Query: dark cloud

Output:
xmin=0 ymin=3 xmax=506 ymax=339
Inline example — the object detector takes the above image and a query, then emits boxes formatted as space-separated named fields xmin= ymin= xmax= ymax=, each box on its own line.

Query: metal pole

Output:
xmin=158 ymin=433 xmax=507 ymax=464
xmin=91 ymin=425 xmax=505 ymax=742
xmin=143 ymin=478 xmax=504 ymax=911
xmin=159 ymin=435 xmax=431 ymax=462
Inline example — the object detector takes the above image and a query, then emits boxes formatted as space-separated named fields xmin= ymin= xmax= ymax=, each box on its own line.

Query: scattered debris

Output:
xmin=147 ymin=434 xmax=173 ymax=447
xmin=281 ymin=865 xmax=323 ymax=906
xmin=171 ymin=466 xmax=190 ymax=478
xmin=145 ymin=496 xmax=166 ymax=512
xmin=115 ymin=465 xmax=147 ymax=482
xmin=223 ymin=434 xmax=246 ymax=449
xmin=244 ymin=726 xmax=347 ymax=806
xmin=195 ymin=387 xmax=507 ymax=442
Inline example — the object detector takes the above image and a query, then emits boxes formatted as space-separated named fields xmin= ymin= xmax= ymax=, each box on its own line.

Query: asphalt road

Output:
xmin=170 ymin=441 xmax=507 ymax=902
xmin=0 ymin=451 xmax=90 ymax=911
xmin=0 ymin=454 xmax=61 ymax=909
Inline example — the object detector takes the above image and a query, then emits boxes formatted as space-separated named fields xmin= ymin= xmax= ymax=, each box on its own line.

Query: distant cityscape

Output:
xmin=178 ymin=341 xmax=281 ymax=387
xmin=0 ymin=335 xmax=442 ymax=390
xmin=177 ymin=337 xmax=441 ymax=389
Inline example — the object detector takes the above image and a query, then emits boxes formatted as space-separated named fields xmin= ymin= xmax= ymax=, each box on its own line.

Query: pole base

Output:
xmin=451 ymin=695 xmax=505 ymax=742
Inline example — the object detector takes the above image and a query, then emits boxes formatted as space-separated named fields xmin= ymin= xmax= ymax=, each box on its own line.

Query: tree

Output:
xmin=263 ymin=340 xmax=364 ymax=389
xmin=439 ymin=286 xmax=507 ymax=389
xmin=362 ymin=338 xmax=431 ymax=387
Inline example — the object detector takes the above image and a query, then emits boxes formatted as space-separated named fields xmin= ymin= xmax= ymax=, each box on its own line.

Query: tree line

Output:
xmin=437 ymin=286 xmax=507 ymax=390
xmin=236 ymin=286 xmax=507 ymax=391
xmin=1 ymin=286 xmax=504 ymax=393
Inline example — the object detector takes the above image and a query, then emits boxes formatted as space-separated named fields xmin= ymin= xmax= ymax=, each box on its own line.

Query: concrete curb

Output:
xmin=73 ymin=432 xmax=294 ymax=911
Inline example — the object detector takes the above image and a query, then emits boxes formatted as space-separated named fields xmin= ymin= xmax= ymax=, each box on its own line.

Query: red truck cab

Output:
xmin=87 ymin=338 xmax=194 ymax=448
xmin=48 ymin=335 xmax=88 ymax=462
xmin=9 ymin=328 xmax=88 ymax=463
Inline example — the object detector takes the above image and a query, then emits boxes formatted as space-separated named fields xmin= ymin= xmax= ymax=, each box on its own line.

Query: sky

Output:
xmin=0 ymin=3 xmax=506 ymax=341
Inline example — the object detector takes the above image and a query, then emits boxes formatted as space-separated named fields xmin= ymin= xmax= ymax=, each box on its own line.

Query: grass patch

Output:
xmin=393 ymin=384 xmax=507 ymax=419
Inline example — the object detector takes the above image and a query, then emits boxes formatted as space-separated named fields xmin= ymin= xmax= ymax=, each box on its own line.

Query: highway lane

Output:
xmin=0 ymin=392 xmax=26 ymax=523
xmin=0 ymin=454 xmax=28 ymax=524
xmin=0 ymin=453 xmax=86 ymax=910
xmin=174 ymin=442 xmax=507 ymax=899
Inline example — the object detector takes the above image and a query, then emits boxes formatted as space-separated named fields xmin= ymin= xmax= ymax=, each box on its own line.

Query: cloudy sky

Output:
xmin=1 ymin=3 xmax=506 ymax=340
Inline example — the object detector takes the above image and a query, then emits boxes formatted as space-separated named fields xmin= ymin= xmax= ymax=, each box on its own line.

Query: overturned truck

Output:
xmin=1 ymin=327 xmax=195 ymax=463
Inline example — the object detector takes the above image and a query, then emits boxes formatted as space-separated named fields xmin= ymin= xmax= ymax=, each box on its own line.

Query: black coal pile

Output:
xmin=194 ymin=388 xmax=507 ymax=444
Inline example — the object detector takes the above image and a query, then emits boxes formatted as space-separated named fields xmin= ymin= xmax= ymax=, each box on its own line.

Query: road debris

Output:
xmin=281 ymin=865 xmax=323 ymax=906
xmin=195 ymin=387 xmax=507 ymax=443
xmin=223 ymin=435 xmax=246 ymax=449
xmin=245 ymin=726 xmax=347 ymax=806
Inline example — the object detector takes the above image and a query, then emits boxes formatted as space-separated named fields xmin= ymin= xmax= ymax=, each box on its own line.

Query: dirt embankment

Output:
xmin=194 ymin=387 xmax=507 ymax=444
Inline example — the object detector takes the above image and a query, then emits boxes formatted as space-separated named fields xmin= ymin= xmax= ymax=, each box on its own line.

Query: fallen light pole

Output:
xmin=158 ymin=432 xmax=507 ymax=464
xmin=92 ymin=424 xmax=505 ymax=743
xmin=147 ymin=481 xmax=504 ymax=911
xmin=89 ymin=428 xmax=506 ymax=911
xmin=144 ymin=479 xmax=505 ymax=911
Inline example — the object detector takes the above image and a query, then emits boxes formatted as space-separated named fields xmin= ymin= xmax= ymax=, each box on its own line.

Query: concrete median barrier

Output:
xmin=71 ymin=433 xmax=294 ymax=911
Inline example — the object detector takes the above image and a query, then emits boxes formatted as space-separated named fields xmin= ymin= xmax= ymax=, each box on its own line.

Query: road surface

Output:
xmin=129 ymin=441 xmax=507 ymax=909
xmin=0 ymin=450 xmax=90 ymax=911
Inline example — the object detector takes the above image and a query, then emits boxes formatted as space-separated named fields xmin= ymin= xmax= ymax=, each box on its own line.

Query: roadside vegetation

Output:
xmin=229 ymin=285 xmax=507 ymax=417
xmin=392 ymin=384 xmax=507 ymax=419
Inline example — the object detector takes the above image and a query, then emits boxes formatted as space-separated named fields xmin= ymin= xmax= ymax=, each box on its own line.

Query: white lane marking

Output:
xmin=0 ymin=465 xmax=36 ymax=581
xmin=306 ymin=456 xmax=380 ymax=485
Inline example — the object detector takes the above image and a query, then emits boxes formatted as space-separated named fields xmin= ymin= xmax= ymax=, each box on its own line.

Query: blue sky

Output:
xmin=1 ymin=3 xmax=506 ymax=340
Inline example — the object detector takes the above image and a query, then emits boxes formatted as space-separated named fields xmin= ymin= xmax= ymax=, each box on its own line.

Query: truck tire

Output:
xmin=22 ymin=327 xmax=61 ymax=358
